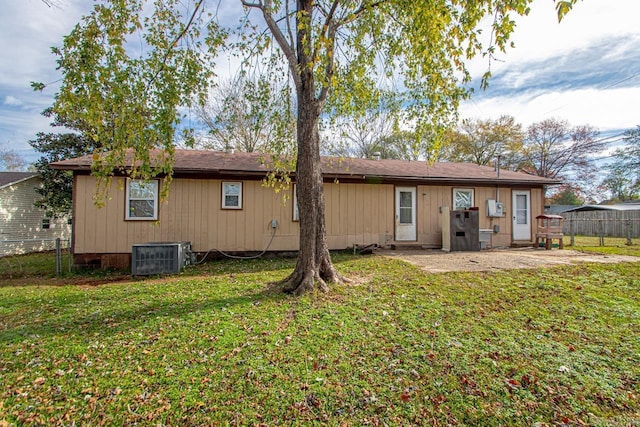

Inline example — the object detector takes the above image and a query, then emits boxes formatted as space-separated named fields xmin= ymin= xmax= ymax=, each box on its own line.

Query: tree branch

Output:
xmin=146 ymin=0 xmax=205 ymax=91
xmin=285 ymin=0 xmax=295 ymax=51
xmin=245 ymin=0 xmax=302 ymax=91
xmin=317 ymin=24 xmax=337 ymax=106
xmin=338 ymin=0 xmax=387 ymax=26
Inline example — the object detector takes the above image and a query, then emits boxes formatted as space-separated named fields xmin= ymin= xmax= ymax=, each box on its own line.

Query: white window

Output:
xmin=292 ymin=184 xmax=299 ymax=221
xmin=453 ymin=188 xmax=474 ymax=210
xmin=126 ymin=179 xmax=159 ymax=220
xmin=222 ymin=182 xmax=243 ymax=209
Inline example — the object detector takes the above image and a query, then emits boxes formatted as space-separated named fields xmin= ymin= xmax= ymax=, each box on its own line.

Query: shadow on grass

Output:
xmin=0 ymin=253 xmax=373 ymax=344
xmin=0 ymin=283 xmax=292 ymax=345
xmin=1 ymin=248 xmax=370 ymax=286
xmin=145 ymin=250 xmax=365 ymax=280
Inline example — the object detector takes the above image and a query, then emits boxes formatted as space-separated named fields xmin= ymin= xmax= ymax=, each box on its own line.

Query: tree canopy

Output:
xmin=29 ymin=109 xmax=99 ymax=217
xmin=444 ymin=115 xmax=524 ymax=168
xmin=602 ymin=126 xmax=640 ymax=201
xmin=521 ymin=118 xmax=603 ymax=180
xmin=0 ymin=144 xmax=27 ymax=171
xmin=194 ymin=73 xmax=295 ymax=154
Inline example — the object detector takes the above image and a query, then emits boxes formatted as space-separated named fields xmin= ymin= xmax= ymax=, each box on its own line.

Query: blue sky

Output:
xmin=1 ymin=0 xmax=639 ymax=165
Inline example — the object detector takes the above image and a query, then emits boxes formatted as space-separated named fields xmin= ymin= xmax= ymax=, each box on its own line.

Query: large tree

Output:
xmin=29 ymin=109 xmax=98 ymax=217
xmin=521 ymin=118 xmax=604 ymax=180
xmin=194 ymin=72 xmax=295 ymax=153
xmin=600 ymin=168 xmax=639 ymax=203
xmin=607 ymin=126 xmax=640 ymax=193
xmin=0 ymin=144 xmax=27 ymax=171
xmin=45 ymin=0 xmax=573 ymax=294
xmin=444 ymin=115 xmax=524 ymax=169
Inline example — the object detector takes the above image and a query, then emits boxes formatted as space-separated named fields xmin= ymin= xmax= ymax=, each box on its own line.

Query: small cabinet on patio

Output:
xmin=535 ymin=214 xmax=565 ymax=250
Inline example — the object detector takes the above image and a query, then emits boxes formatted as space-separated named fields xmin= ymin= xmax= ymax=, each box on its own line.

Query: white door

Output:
xmin=395 ymin=187 xmax=417 ymax=241
xmin=512 ymin=190 xmax=531 ymax=241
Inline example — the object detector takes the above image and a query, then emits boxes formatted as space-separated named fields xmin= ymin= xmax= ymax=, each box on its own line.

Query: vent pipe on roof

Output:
xmin=372 ymin=152 xmax=381 ymax=161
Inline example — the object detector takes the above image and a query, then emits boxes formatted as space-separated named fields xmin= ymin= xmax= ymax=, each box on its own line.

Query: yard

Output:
xmin=0 ymin=250 xmax=638 ymax=425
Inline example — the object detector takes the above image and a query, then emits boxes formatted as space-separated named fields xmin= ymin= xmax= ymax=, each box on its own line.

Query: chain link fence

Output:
xmin=0 ymin=238 xmax=72 ymax=276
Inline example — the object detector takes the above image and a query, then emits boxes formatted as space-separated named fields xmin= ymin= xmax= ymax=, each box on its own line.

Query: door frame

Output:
xmin=512 ymin=190 xmax=531 ymax=241
xmin=395 ymin=186 xmax=417 ymax=241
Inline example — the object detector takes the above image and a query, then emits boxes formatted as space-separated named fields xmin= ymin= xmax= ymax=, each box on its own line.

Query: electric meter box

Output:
xmin=486 ymin=199 xmax=504 ymax=217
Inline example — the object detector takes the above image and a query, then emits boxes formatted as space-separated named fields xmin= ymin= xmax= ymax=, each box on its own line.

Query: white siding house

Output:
xmin=0 ymin=172 xmax=71 ymax=256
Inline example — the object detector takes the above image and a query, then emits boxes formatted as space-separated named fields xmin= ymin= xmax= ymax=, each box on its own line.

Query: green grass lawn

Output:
xmin=568 ymin=235 xmax=640 ymax=257
xmin=1 ymin=254 xmax=638 ymax=425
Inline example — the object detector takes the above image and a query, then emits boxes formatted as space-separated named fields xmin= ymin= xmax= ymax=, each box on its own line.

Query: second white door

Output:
xmin=512 ymin=190 xmax=531 ymax=241
xmin=395 ymin=187 xmax=416 ymax=241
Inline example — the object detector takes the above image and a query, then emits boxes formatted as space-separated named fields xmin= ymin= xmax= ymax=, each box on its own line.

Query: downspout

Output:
xmin=495 ymin=155 xmax=501 ymax=202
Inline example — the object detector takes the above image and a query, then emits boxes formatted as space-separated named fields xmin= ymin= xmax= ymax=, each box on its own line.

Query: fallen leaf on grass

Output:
xmin=505 ymin=378 xmax=521 ymax=390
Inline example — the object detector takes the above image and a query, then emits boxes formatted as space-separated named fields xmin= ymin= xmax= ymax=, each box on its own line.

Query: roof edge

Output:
xmin=0 ymin=173 xmax=40 ymax=190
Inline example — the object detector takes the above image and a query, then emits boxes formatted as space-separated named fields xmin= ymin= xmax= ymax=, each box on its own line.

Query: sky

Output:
xmin=1 ymin=0 xmax=639 ymax=166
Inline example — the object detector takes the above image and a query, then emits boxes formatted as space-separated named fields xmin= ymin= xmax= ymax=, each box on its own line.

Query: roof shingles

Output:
xmin=51 ymin=150 xmax=560 ymax=186
xmin=0 ymin=172 xmax=39 ymax=189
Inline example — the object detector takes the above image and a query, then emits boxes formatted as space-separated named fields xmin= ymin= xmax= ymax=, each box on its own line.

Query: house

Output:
xmin=0 ymin=172 xmax=72 ymax=256
xmin=52 ymin=150 xmax=561 ymax=269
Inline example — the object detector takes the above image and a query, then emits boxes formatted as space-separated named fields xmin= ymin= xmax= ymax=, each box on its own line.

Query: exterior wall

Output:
xmin=0 ymin=177 xmax=71 ymax=256
xmin=73 ymin=176 xmax=395 ymax=258
xmin=415 ymin=185 xmax=544 ymax=249
xmin=72 ymin=175 xmax=546 ymax=265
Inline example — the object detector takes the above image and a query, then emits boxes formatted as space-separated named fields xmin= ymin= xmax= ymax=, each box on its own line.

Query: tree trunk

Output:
xmin=278 ymin=92 xmax=346 ymax=295
xmin=276 ymin=0 xmax=345 ymax=295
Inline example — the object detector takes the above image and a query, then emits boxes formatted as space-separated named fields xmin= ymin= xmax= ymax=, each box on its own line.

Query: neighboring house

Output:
xmin=52 ymin=150 xmax=560 ymax=269
xmin=0 ymin=172 xmax=71 ymax=256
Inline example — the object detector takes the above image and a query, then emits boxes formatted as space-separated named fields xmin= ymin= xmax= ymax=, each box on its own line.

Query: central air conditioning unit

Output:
xmin=131 ymin=241 xmax=192 ymax=275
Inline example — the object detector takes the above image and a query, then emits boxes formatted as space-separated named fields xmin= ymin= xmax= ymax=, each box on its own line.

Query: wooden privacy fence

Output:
xmin=560 ymin=210 xmax=640 ymax=246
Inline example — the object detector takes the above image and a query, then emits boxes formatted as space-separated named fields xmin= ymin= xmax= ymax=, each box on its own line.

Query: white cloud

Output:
xmin=461 ymin=86 xmax=640 ymax=132
xmin=4 ymin=96 xmax=23 ymax=106
xmin=461 ymin=0 xmax=640 ymax=132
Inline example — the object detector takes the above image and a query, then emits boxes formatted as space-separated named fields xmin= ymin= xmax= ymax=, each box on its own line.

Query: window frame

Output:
xmin=452 ymin=188 xmax=475 ymax=210
xmin=41 ymin=218 xmax=51 ymax=230
xmin=221 ymin=181 xmax=243 ymax=210
xmin=125 ymin=179 xmax=159 ymax=221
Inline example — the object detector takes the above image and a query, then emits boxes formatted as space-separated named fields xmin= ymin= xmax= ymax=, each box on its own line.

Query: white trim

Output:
xmin=222 ymin=181 xmax=243 ymax=209
xmin=0 ymin=173 xmax=39 ymax=190
xmin=453 ymin=188 xmax=475 ymax=210
xmin=125 ymin=179 xmax=159 ymax=220
xmin=292 ymin=184 xmax=299 ymax=221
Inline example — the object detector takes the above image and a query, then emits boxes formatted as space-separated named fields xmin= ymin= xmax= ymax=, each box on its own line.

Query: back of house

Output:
xmin=52 ymin=150 xmax=560 ymax=269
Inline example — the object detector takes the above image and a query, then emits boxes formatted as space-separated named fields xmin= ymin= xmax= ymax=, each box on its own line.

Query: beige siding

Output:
xmin=325 ymin=182 xmax=394 ymax=248
xmin=0 ymin=177 xmax=71 ymax=256
xmin=73 ymin=175 xmax=546 ymax=255
xmin=414 ymin=185 xmax=545 ymax=248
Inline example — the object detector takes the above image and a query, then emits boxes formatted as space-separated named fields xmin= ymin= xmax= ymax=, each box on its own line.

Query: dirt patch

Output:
xmin=378 ymin=248 xmax=640 ymax=273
